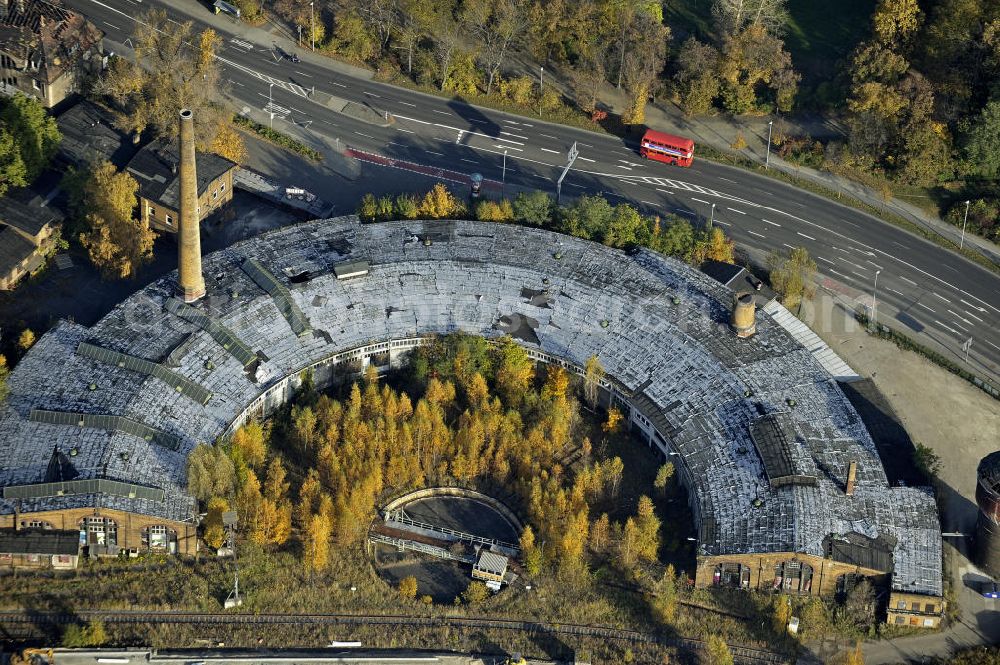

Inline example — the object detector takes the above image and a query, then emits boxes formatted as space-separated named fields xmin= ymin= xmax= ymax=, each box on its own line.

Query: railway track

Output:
xmin=0 ymin=610 xmax=789 ymax=665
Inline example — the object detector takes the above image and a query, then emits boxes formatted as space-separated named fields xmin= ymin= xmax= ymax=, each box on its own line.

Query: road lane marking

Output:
xmin=493 ymin=136 xmax=525 ymax=146
xmin=900 ymin=276 xmax=917 ymax=286
xmin=433 ymin=110 xmax=450 ymax=115
xmin=616 ymin=165 xmax=632 ymax=170
xmin=959 ymin=299 xmax=987 ymax=314
xmin=797 ymin=232 xmax=816 ymax=240
xmin=762 ymin=219 xmax=781 ymax=227
xmin=816 ymin=256 xmax=834 ymax=264
xmin=540 ymin=148 xmax=559 ymax=154
xmin=461 ymin=158 xmax=478 ymax=164
xmin=398 ymin=101 xmax=416 ymax=107
xmin=656 ymin=188 xmax=675 ymax=194
xmin=691 ymin=198 xmax=710 ymax=204
xmin=748 ymin=230 xmax=766 ymax=239
xmin=947 ymin=309 xmax=975 ymax=326
xmin=103 ymin=20 xmax=121 ymax=30
xmin=782 ymin=243 xmax=796 ymax=250
xmin=393 ymin=114 xmax=430 ymax=125
xmin=540 ymin=134 xmax=558 ymax=139
xmin=887 ymin=287 xmax=905 ymax=296
xmin=500 ymin=131 xmax=529 ymax=140
xmin=727 ymin=207 xmax=746 ymax=214
xmin=294 ymin=71 xmax=312 ymax=77
xmin=397 ymin=128 xmax=414 ymax=133
xmin=577 ymin=156 xmax=595 ymax=162
xmin=932 ymin=292 xmax=949 ymax=302
xmin=356 ymin=132 xmax=376 ymax=139
xmin=917 ymin=302 xmax=936 ymax=313
xmin=330 ymin=81 xmax=347 ymax=88
xmin=425 ymin=150 xmax=444 ymax=156
xmin=935 ymin=320 xmax=962 ymax=335
xmin=641 ymin=200 xmax=656 ymax=206
xmin=493 ymin=144 xmax=523 ymax=151
xmin=675 ymin=209 xmax=696 ymax=217
xmin=714 ymin=220 xmax=731 ymax=226
xmin=364 ymin=91 xmax=381 ymax=98
xmin=986 ymin=339 xmax=1000 ymax=352
xmin=718 ymin=176 xmax=737 ymax=183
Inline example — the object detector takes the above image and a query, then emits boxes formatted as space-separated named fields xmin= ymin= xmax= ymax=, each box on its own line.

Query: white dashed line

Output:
xmin=656 ymin=188 xmax=675 ymax=194
xmin=493 ymin=144 xmax=523 ymax=151
xmin=540 ymin=134 xmax=558 ymax=139
xmin=425 ymin=150 xmax=444 ymax=156
xmin=934 ymin=320 xmax=962 ymax=335
xmin=900 ymin=276 xmax=917 ymax=286
xmin=294 ymin=71 xmax=312 ymax=78
xmin=762 ymin=219 xmax=781 ymax=227
xmin=616 ymin=165 xmax=633 ymax=170
xmin=727 ymin=208 xmax=746 ymax=214
xmin=330 ymin=81 xmax=347 ymax=88
xmin=797 ymin=232 xmax=816 ymax=240
xmin=540 ymin=148 xmax=559 ymax=154
xmin=782 ymin=243 xmax=796 ymax=250
xmin=393 ymin=114 xmax=431 ymax=125
xmin=691 ymin=198 xmax=710 ymax=205
xmin=718 ymin=176 xmax=737 ymax=183
xmin=398 ymin=101 xmax=416 ymax=107
xmin=932 ymin=292 xmax=949 ymax=302
xmin=748 ymin=230 xmax=766 ymax=239
xmin=577 ymin=156 xmax=595 ymax=162
xmin=917 ymin=302 xmax=936 ymax=313
xmin=397 ymin=128 xmax=414 ymax=133
xmin=356 ymin=132 xmax=376 ymax=140
xmin=714 ymin=220 xmax=731 ymax=227
xmin=461 ymin=158 xmax=478 ymax=164
xmin=103 ymin=20 xmax=121 ymax=29
xmin=364 ymin=91 xmax=381 ymax=98
xmin=641 ymin=200 xmax=656 ymax=206
xmin=816 ymin=256 xmax=834 ymax=265
xmin=433 ymin=110 xmax=450 ymax=115
xmin=886 ymin=288 xmax=905 ymax=296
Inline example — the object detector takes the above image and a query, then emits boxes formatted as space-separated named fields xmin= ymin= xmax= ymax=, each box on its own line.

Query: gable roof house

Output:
xmin=0 ymin=0 xmax=104 ymax=109
xmin=127 ymin=137 xmax=236 ymax=233
xmin=0 ymin=193 xmax=61 ymax=289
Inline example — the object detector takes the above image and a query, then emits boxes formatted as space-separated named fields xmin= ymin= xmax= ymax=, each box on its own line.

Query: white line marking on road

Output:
xmin=934 ymin=320 xmax=962 ymax=335
xmin=540 ymin=148 xmax=559 ymax=154
xmin=294 ymin=71 xmax=312 ymax=78
xmin=393 ymin=114 xmax=430 ymax=125
xmin=577 ymin=156 xmax=595 ymax=162
xmin=493 ymin=136 xmax=525 ymax=146
xmin=964 ymin=310 xmax=985 ymax=323
xmin=947 ymin=310 xmax=975 ymax=326
xmin=227 ymin=79 xmax=245 ymax=87
xmin=727 ymin=207 xmax=746 ymax=214
xmin=986 ymin=339 xmax=1000 ymax=352
xmin=398 ymin=101 xmax=416 ymax=107
xmin=960 ymin=299 xmax=987 ymax=313
xmin=917 ymin=302 xmax=936 ymax=313
xmin=817 ymin=256 xmax=834 ymax=265
xmin=103 ymin=20 xmax=120 ymax=30
xmin=494 ymin=144 xmax=523 ymax=151
xmin=460 ymin=159 xmax=478 ymax=164
xmin=748 ymin=230 xmax=766 ymax=239
xmin=714 ymin=220 xmax=731 ymax=226
xmin=330 ymin=81 xmax=347 ymax=88
xmin=782 ymin=243 xmax=796 ymax=250
xmin=691 ymin=197 xmax=710 ymax=204
xmin=675 ymin=209 xmax=696 ymax=217
xmin=641 ymin=200 xmax=657 ymax=206
xmin=850 ymin=270 xmax=866 ymax=278
xmin=501 ymin=131 xmax=529 ymax=140
xmin=467 ymin=118 xmax=490 ymax=125
xmin=656 ymin=188 xmax=675 ymax=194
xmin=433 ymin=110 xmax=450 ymax=115
xmin=364 ymin=91 xmax=381 ymax=98
xmin=386 ymin=142 xmax=407 ymax=147
xmin=396 ymin=128 xmax=414 ymax=134
xmin=828 ymin=268 xmax=848 ymax=278
xmin=762 ymin=219 xmax=781 ymax=227
xmin=616 ymin=165 xmax=632 ymax=170
xmin=567 ymin=182 xmax=586 ymax=188
xmin=797 ymin=232 xmax=816 ymax=240
xmin=932 ymin=292 xmax=949 ymax=302
xmin=900 ymin=276 xmax=917 ymax=285
xmin=887 ymin=288 xmax=905 ymax=296
xmin=425 ymin=150 xmax=444 ymax=156
xmin=718 ymin=176 xmax=737 ymax=183
xmin=540 ymin=134 xmax=558 ymax=139
xmin=579 ymin=143 xmax=593 ymax=148
xmin=289 ymin=106 xmax=305 ymax=114
xmin=356 ymin=132 xmax=376 ymax=140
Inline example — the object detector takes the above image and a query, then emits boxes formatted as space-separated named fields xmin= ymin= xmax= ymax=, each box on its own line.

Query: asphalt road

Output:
xmin=66 ymin=0 xmax=1000 ymax=384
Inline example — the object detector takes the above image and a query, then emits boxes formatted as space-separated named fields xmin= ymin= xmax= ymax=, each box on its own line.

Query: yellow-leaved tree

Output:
xmin=418 ymin=183 xmax=463 ymax=219
xmin=79 ymin=161 xmax=155 ymax=279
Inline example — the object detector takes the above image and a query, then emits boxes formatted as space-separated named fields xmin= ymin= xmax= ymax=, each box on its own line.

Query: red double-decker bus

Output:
xmin=639 ymin=129 xmax=695 ymax=167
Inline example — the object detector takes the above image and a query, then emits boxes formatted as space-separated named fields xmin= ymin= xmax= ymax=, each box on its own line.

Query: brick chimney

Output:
xmin=177 ymin=109 xmax=205 ymax=302
xmin=846 ymin=460 xmax=858 ymax=496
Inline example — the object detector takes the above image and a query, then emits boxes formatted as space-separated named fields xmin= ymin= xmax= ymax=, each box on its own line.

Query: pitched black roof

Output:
xmin=126 ymin=138 xmax=235 ymax=211
xmin=0 ymin=194 xmax=62 ymax=238
xmin=0 ymin=529 xmax=80 ymax=556
xmin=56 ymin=100 xmax=136 ymax=169
xmin=825 ymin=532 xmax=896 ymax=573
xmin=0 ymin=224 xmax=37 ymax=275
xmin=750 ymin=413 xmax=818 ymax=488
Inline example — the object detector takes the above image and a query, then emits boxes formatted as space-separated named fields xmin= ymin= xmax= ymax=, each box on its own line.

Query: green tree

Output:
xmin=871 ymin=0 xmax=921 ymax=46
xmin=512 ymin=190 xmax=553 ymax=226
xmin=604 ymin=204 xmax=645 ymax=248
xmin=0 ymin=93 xmax=60 ymax=182
xmin=768 ymin=246 xmax=816 ymax=309
xmin=62 ymin=620 xmax=107 ymax=647
xmin=674 ymin=38 xmax=721 ymax=116
xmin=652 ymin=564 xmax=678 ymax=623
xmin=358 ymin=193 xmax=378 ymax=222
xmin=0 ymin=355 xmax=9 ymax=404
xmin=964 ymin=101 xmax=1000 ymax=179
xmin=202 ymin=496 xmax=229 ymax=550
xmin=0 ymin=125 xmax=28 ymax=196
xmin=559 ymin=195 xmax=613 ymax=240
xmin=461 ymin=580 xmax=489 ymax=604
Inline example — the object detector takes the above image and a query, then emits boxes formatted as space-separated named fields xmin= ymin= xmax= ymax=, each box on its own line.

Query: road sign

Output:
xmin=556 ymin=141 xmax=580 ymax=204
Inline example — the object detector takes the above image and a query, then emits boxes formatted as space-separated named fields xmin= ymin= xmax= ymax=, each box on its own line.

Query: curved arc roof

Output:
xmin=0 ymin=217 xmax=941 ymax=595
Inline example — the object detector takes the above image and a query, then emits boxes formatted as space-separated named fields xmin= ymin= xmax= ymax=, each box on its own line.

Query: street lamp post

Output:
xmin=765 ymin=120 xmax=774 ymax=169
xmin=871 ymin=269 xmax=881 ymax=330
xmin=268 ymin=82 xmax=274 ymax=129
xmin=501 ymin=149 xmax=508 ymax=198
xmin=960 ymin=199 xmax=970 ymax=250
xmin=539 ymin=66 xmax=544 ymax=117
xmin=310 ymin=2 xmax=315 ymax=51
xmin=707 ymin=203 xmax=716 ymax=230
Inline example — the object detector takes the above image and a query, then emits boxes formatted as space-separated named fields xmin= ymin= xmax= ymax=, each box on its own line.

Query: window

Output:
xmin=56 ymin=555 xmax=72 ymax=564
xmin=911 ymin=602 xmax=920 ymax=611
xmin=141 ymin=524 xmax=176 ymax=551
xmin=20 ymin=520 xmax=52 ymax=529
xmin=149 ymin=206 xmax=156 ymax=219
xmin=0 ymin=553 xmax=10 ymax=562
xmin=923 ymin=618 xmax=934 ymax=627
xmin=212 ymin=189 xmax=218 ymax=200
xmin=895 ymin=616 xmax=905 ymax=625
xmin=220 ymin=182 xmax=226 ymax=192
xmin=924 ymin=603 xmax=936 ymax=613
xmin=165 ymin=215 xmax=173 ymax=226
xmin=897 ymin=600 xmax=906 ymax=609
xmin=80 ymin=516 xmax=117 ymax=547
xmin=27 ymin=554 xmax=40 ymax=562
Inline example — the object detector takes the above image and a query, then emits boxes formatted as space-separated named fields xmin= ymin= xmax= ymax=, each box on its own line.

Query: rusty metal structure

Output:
xmin=976 ymin=451 xmax=1000 ymax=577
xmin=730 ymin=292 xmax=757 ymax=338
xmin=177 ymin=109 xmax=205 ymax=303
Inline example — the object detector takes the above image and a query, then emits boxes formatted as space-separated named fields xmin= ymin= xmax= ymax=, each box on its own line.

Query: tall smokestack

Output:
xmin=177 ymin=109 xmax=205 ymax=303
xmin=730 ymin=292 xmax=757 ymax=338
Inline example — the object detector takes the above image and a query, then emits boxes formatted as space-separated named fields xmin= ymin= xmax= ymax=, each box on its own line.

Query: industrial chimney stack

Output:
xmin=730 ymin=292 xmax=757 ymax=338
xmin=975 ymin=451 xmax=1000 ymax=577
xmin=177 ymin=109 xmax=205 ymax=303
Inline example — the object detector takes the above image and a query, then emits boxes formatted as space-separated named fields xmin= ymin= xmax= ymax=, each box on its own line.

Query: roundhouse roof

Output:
xmin=0 ymin=217 xmax=942 ymax=596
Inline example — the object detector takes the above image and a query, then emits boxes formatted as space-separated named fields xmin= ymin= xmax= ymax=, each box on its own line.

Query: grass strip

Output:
xmin=233 ymin=114 xmax=323 ymax=162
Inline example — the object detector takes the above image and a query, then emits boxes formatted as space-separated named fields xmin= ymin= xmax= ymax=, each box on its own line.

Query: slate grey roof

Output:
xmin=0 ymin=217 xmax=943 ymax=597
xmin=0 ymin=194 xmax=61 ymax=239
xmin=0 ymin=224 xmax=37 ymax=275
xmin=0 ymin=528 xmax=79 ymax=556
xmin=56 ymin=100 xmax=136 ymax=169
xmin=126 ymin=138 xmax=235 ymax=210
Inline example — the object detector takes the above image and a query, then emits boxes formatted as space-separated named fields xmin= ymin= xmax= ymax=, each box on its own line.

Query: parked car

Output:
xmin=979 ymin=580 xmax=999 ymax=598
xmin=290 ymin=53 xmax=300 ymax=63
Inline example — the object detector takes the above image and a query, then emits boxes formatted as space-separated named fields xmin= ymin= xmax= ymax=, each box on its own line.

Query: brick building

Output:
xmin=0 ymin=0 xmax=104 ymax=109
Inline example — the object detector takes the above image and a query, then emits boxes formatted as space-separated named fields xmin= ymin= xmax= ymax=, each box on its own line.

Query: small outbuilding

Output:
xmin=472 ymin=549 xmax=508 ymax=584
xmin=0 ymin=529 xmax=81 ymax=570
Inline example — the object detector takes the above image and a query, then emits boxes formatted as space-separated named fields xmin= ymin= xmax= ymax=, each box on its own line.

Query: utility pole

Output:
xmin=707 ymin=203 xmax=715 ymax=230
xmin=870 ymin=269 xmax=881 ymax=330
xmin=765 ymin=120 xmax=774 ymax=169
xmin=963 ymin=337 xmax=973 ymax=364
xmin=960 ymin=199 xmax=970 ymax=250
xmin=222 ymin=511 xmax=242 ymax=608
xmin=310 ymin=2 xmax=315 ymax=51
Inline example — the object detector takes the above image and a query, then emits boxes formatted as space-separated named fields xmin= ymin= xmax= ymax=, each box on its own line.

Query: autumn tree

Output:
xmin=302 ymin=510 xmax=332 ymax=574
xmin=202 ymin=496 xmax=230 ymax=550
xmin=0 ymin=355 xmax=9 ymax=404
xmin=620 ymin=12 xmax=669 ymax=126
xmin=871 ymin=0 xmax=921 ymax=47
xmin=78 ymin=161 xmax=154 ymax=279
xmin=713 ymin=0 xmax=789 ymax=37
xmin=772 ymin=595 xmax=792 ymax=633
xmin=705 ymin=635 xmax=734 ymax=665
xmin=187 ymin=444 xmax=237 ymax=502
xmin=520 ymin=525 xmax=543 ymax=576
xmin=17 ymin=329 xmax=35 ymax=351
xmin=461 ymin=580 xmax=489 ymax=604
xmin=583 ymin=354 xmax=605 ymax=409
xmin=963 ymin=101 xmax=1000 ymax=179
xmin=231 ymin=421 xmax=267 ymax=470
xmin=493 ymin=336 xmax=534 ymax=407
xmin=398 ymin=575 xmax=419 ymax=599
xmin=463 ymin=0 xmax=528 ymax=95
xmin=674 ymin=38 xmax=721 ymax=116
xmin=653 ymin=462 xmax=674 ymax=496
xmin=768 ymin=246 xmax=817 ymax=309
xmin=652 ymin=564 xmax=678 ymax=623
xmin=602 ymin=407 xmax=624 ymax=433
xmin=418 ymin=182 xmax=464 ymax=218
